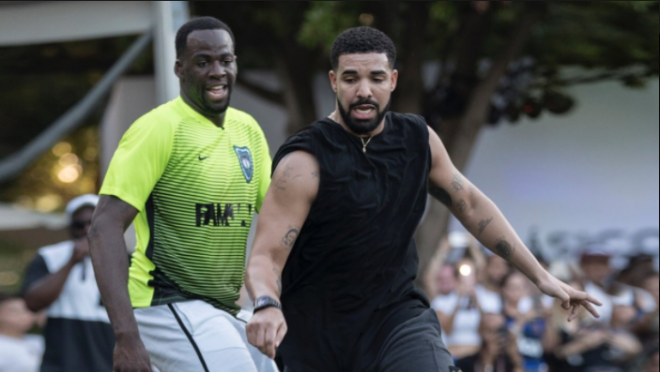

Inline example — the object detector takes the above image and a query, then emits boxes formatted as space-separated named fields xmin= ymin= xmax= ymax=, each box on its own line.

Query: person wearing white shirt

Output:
xmin=0 ymin=293 xmax=42 ymax=372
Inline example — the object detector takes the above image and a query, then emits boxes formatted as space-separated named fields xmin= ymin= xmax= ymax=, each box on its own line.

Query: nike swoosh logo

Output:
xmin=199 ymin=156 xmax=208 ymax=161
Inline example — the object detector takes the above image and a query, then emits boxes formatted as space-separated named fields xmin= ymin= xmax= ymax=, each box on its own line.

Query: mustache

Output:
xmin=349 ymin=99 xmax=380 ymax=111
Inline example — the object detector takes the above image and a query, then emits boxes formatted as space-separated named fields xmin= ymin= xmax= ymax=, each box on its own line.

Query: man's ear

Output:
xmin=174 ymin=60 xmax=184 ymax=79
xmin=329 ymin=70 xmax=337 ymax=93
xmin=390 ymin=69 xmax=399 ymax=92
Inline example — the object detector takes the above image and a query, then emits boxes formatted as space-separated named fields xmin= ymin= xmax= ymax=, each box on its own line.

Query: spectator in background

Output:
xmin=0 ymin=293 xmax=41 ymax=372
xmin=502 ymin=271 xmax=550 ymax=372
xmin=545 ymin=280 xmax=642 ymax=372
xmin=455 ymin=313 xmax=524 ymax=372
xmin=432 ymin=263 xmax=484 ymax=360
xmin=580 ymin=246 xmax=616 ymax=325
xmin=645 ymin=345 xmax=659 ymax=372
xmin=21 ymin=195 xmax=113 ymax=372
xmin=632 ymin=271 xmax=659 ymax=349
xmin=477 ymin=254 xmax=512 ymax=314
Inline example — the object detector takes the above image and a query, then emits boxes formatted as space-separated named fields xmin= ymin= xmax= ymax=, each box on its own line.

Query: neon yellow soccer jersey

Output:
xmin=101 ymin=97 xmax=271 ymax=315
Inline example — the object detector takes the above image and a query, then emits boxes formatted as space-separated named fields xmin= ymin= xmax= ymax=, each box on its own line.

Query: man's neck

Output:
xmin=328 ymin=110 xmax=386 ymax=138
xmin=181 ymin=95 xmax=226 ymax=128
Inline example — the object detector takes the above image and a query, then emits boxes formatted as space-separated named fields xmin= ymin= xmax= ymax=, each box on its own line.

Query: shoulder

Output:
xmin=226 ymin=107 xmax=259 ymax=127
xmin=389 ymin=112 xmax=428 ymax=127
xmin=225 ymin=107 xmax=264 ymax=137
xmin=122 ymin=100 xmax=181 ymax=141
xmin=389 ymin=112 xmax=430 ymax=138
xmin=225 ymin=107 xmax=269 ymax=144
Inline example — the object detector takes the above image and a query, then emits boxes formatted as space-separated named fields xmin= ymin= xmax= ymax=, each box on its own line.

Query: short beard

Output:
xmin=202 ymin=85 xmax=232 ymax=115
xmin=337 ymin=97 xmax=390 ymax=135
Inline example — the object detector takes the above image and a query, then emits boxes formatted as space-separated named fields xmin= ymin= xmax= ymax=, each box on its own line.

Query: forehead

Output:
xmin=185 ymin=29 xmax=234 ymax=55
xmin=337 ymin=53 xmax=391 ymax=73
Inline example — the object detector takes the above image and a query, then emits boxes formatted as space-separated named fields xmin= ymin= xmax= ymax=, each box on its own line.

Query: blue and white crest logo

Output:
xmin=234 ymin=146 xmax=254 ymax=183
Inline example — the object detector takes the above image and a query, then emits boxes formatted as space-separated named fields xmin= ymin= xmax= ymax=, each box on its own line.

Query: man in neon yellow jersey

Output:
xmin=89 ymin=17 xmax=276 ymax=372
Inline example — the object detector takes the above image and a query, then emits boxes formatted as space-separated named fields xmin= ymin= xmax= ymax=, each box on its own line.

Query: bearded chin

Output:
xmin=337 ymin=98 xmax=390 ymax=135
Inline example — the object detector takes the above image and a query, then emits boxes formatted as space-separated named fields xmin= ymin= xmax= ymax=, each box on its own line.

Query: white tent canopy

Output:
xmin=0 ymin=203 xmax=66 ymax=231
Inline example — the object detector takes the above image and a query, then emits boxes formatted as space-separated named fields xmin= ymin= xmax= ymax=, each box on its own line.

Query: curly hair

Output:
xmin=175 ymin=16 xmax=235 ymax=58
xmin=330 ymin=27 xmax=396 ymax=70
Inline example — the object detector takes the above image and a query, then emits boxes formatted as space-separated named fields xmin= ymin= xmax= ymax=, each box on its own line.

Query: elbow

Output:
xmin=23 ymin=291 xmax=44 ymax=313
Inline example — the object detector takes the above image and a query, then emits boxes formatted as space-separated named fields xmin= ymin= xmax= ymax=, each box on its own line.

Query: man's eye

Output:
xmin=198 ymin=61 xmax=208 ymax=67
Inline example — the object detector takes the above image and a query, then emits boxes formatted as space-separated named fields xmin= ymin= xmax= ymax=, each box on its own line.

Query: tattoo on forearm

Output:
xmin=429 ymin=185 xmax=452 ymax=208
xmin=311 ymin=171 xmax=319 ymax=178
xmin=451 ymin=173 xmax=464 ymax=192
xmin=281 ymin=226 xmax=300 ymax=248
xmin=272 ymin=267 xmax=282 ymax=295
xmin=456 ymin=200 xmax=467 ymax=213
xmin=478 ymin=217 xmax=493 ymax=235
xmin=494 ymin=237 xmax=516 ymax=259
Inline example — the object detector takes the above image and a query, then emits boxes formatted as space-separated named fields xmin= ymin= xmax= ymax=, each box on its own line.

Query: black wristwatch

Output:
xmin=253 ymin=296 xmax=282 ymax=314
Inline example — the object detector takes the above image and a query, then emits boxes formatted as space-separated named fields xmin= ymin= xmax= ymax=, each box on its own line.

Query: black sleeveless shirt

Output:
xmin=272 ymin=113 xmax=432 ymax=372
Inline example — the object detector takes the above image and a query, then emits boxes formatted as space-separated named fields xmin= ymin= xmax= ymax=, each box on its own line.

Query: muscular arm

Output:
xmin=427 ymin=128 xmax=600 ymax=318
xmin=88 ymin=195 xmax=139 ymax=342
xmin=245 ymin=151 xmax=319 ymax=358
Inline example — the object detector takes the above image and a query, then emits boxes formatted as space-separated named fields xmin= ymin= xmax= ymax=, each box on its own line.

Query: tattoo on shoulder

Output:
xmin=451 ymin=173 xmax=464 ymax=192
xmin=274 ymin=165 xmax=294 ymax=191
xmin=456 ymin=200 xmax=467 ymax=213
xmin=429 ymin=185 xmax=452 ymax=208
xmin=281 ymin=226 xmax=300 ymax=248
xmin=478 ymin=217 xmax=493 ymax=235
xmin=494 ymin=237 xmax=516 ymax=259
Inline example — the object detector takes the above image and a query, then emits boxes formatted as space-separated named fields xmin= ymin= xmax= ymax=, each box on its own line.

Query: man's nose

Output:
xmin=209 ymin=61 xmax=226 ymax=78
xmin=356 ymin=80 xmax=372 ymax=99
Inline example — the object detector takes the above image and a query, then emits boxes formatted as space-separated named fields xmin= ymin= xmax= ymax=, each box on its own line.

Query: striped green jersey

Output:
xmin=100 ymin=97 xmax=271 ymax=315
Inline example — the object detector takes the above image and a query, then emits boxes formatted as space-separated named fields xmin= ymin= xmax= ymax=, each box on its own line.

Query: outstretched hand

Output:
xmin=536 ymin=273 xmax=602 ymax=322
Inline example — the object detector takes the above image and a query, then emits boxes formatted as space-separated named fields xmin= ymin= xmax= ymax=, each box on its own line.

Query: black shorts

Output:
xmin=365 ymin=308 xmax=456 ymax=372
xmin=283 ymin=309 xmax=456 ymax=372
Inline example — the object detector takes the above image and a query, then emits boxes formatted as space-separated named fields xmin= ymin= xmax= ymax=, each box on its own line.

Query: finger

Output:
xmin=275 ymin=322 xmax=288 ymax=348
xmin=246 ymin=323 xmax=257 ymax=347
xmin=568 ymin=304 xmax=578 ymax=322
xmin=586 ymin=294 xmax=603 ymax=307
xmin=582 ymin=301 xmax=601 ymax=319
xmin=266 ymin=326 xmax=277 ymax=359
xmin=257 ymin=325 xmax=268 ymax=355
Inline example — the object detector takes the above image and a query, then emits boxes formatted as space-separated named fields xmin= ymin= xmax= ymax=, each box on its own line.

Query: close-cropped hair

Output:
xmin=175 ymin=16 xmax=236 ymax=58
xmin=330 ymin=26 xmax=397 ymax=70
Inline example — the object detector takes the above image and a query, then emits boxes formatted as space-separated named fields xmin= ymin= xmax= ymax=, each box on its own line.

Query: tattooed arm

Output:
xmin=427 ymin=127 xmax=601 ymax=320
xmin=246 ymin=151 xmax=319 ymax=359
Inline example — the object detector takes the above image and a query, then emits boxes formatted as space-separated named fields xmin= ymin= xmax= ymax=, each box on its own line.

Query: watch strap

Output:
xmin=253 ymin=296 xmax=282 ymax=314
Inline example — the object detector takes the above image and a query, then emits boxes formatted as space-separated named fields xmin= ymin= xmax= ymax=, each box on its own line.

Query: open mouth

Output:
xmin=352 ymin=104 xmax=376 ymax=120
xmin=205 ymin=84 xmax=228 ymax=101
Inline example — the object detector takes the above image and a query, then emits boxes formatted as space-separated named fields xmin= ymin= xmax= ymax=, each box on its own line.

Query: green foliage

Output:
xmin=298 ymin=2 xmax=361 ymax=50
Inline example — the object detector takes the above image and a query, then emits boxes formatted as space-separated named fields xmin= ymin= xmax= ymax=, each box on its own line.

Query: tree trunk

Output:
xmin=414 ymin=3 xmax=544 ymax=294
xmin=273 ymin=45 xmax=319 ymax=135
xmin=392 ymin=2 xmax=428 ymax=115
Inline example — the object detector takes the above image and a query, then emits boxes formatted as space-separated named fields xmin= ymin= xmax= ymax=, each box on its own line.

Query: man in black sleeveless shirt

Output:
xmin=245 ymin=27 xmax=601 ymax=372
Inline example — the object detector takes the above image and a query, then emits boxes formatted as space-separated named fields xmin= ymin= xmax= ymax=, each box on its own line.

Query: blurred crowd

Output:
xmin=1 ymin=216 xmax=658 ymax=372
xmin=427 ymin=233 xmax=659 ymax=372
